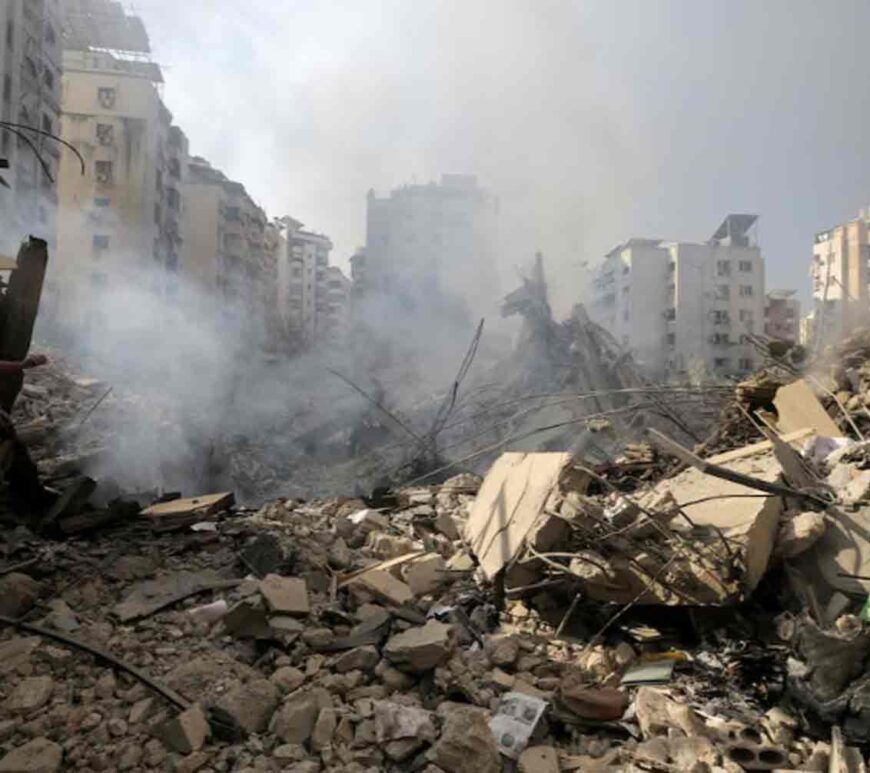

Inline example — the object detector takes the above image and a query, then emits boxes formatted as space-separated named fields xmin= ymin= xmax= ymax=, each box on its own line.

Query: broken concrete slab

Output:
xmin=269 ymin=688 xmax=332 ymax=744
xmin=404 ymin=553 xmax=447 ymax=596
xmin=114 ymin=569 xmax=237 ymax=622
xmin=776 ymin=511 xmax=827 ymax=559
xmin=348 ymin=568 xmax=414 ymax=606
xmin=155 ymin=704 xmax=210 ymax=754
xmin=384 ymin=620 xmax=453 ymax=672
xmin=0 ymin=737 xmax=62 ymax=773
xmin=634 ymin=687 xmax=707 ymax=739
xmin=334 ymin=645 xmax=380 ymax=673
xmin=465 ymin=451 xmax=576 ymax=579
xmin=310 ymin=707 xmax=337 ymax=751
xmin=142 ymin=491 xmax=234 ymax=520
xmin=775 ymin=379 xmax=843 ymax=438
xmin=258 ymin=574 xmax=309 ymax=616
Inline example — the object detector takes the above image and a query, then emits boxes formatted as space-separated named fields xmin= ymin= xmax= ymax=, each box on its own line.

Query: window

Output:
xmin=167 ymin=188 xmax=180 ymax=212
xmin=716 ymin=285 xmax=730 ymax=300
xmin=97 ymin=87 xmax=116 ymax=109
xmin=23 ymin=56 xmax=37 ymax=79
xmin=43 ymin=68 xmax=54 ymax=90
xmin=3 ymin=75 xmax=11 ymax=102
xmin=666 ymin=333 xmax=676 ymax=346
xmin=785 ymin=308 xmax=796 ymax=319
xmin=716 ymin=260 xmax=731 ymax=276
xmin=711 ymin=333 xmax=730 ymax=345
xmin=155 ymin=169 xmax=163 ymax=191
xmin=712 ymin=310 xmax=730 ymax=324
xmin=667 ymin=262 xmax=676 ymax=274
xmin=713 ymin=358 xmax=731 ymax=368
xmin=291 ymin=267 xmax=302 ymax=278
xmin=95 ymin=160 xmax=113 ymax=184
xmin=739 ymin=260 xmax=753 ymax=272
xmin=739 ymin=309 xmax=753 ymax=322
xmin=6 ymin=20 xmax=13 ymax=48
xmin=622 ymin=265 xmax=630 ymax=275
xmin=623 ymin=309 xmax=629 ymax=321
xmin=92 ymin=234 xmax=109 ymax=251
xmin=739 ymin=285 xmax=754 ymax=297
xmin=96 ymin=123 xmax=114 ymax=146
xmin=45 ymin=24 xmax=56 ymax=46
xmin=664 ymin=308 xmax=675 ymax=321
xmin=154 ymin=203 xmax=161 ymax=224
xmin=739 ymin=358 xmax=752 ymax=371
xmin=94 ymin=197 xmax=111 ymax=207
xmin=622 ymin=285 xmax=629 ymax=295
xmin=41 ymin=114 xmax=52 ymax=134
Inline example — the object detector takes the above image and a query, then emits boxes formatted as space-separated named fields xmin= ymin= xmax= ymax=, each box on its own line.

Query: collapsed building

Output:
xmin=6 ymin=239 xmax=870 ymax=772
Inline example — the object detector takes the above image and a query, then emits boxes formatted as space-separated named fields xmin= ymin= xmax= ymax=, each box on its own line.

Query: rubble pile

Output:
xmin=10 ymin=300 xmax=870 ymax=766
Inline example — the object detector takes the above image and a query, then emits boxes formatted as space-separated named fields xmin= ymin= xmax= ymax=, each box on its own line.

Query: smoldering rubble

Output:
xmin=10 ymin=249 xmax=870 ymax=771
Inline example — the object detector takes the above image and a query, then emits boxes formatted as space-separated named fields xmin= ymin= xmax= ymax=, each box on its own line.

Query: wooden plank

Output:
xmin=141 ymin=492 xmax=234 ymax=519
xmin=706 ymin=428 xmax=814 ymax=465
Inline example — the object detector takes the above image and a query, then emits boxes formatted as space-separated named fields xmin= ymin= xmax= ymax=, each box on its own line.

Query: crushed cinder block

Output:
xmin=384 ymin=620 xmax=453 ymax=672
xmin=155 ymin=704 xmax=210 ymax=754
xmin=258 ymin=574 xmax=309 ymax=616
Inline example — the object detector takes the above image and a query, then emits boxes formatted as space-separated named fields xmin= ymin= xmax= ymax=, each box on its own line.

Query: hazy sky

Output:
xmin=135 ymin=0 xmax=870 ymax=308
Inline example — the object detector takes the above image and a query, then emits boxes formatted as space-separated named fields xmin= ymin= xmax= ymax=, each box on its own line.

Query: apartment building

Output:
xmin=284 ymin=229 xmax=333 ymax=341
xmin=181 ymin=156 xmax=272 ymax=336
xmin=809 ymin=208 xmax=870 ymax=346
xmin=363 ymin=174 xmax=499 ymax=314
xmin=590 ymin=215 xmax=765 ymax=380
xmin=0 ymin=0 xmax=63 ymax=254
xmin=324 ymin=265 xmax=351 ymax=340
xmin=764 ymin=290 xmax=800 ymax=343
xmin=55 ymin=0 xmax=186 ymax=329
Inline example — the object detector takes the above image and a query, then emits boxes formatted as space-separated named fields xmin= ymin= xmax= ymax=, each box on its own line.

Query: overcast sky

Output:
xmin=135 ymin=0 xmax=870 ymax=309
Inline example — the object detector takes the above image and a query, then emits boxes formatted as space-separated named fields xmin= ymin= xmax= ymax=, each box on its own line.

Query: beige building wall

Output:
xmin=810 ymin=212 xmax=870 ymax=345
xmin=56 ymin=48 xmax=185 ymax=330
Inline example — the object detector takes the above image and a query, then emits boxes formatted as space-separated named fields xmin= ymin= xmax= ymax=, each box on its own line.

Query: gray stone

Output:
xmin=334 ymin=646 xmax=380 ymax=673
xmin=6 ymin=676 xmax=54 ymax=714
xmin=271 ymin=665 xmax=305 ymax=693
xmin=270 ymin=688 xmax=331 ymax=744
xmin=374 ymin=701 xmax=436 ymax=743
xmin=155 ymin=703 xmax=209 ymax=754
xmin=311 ymin=707 xmax=337 ymax=750
xmin=215 ymin=678 xmax=280 ymax=734
xmin=430 ymin=705 xmax=500 ymax=773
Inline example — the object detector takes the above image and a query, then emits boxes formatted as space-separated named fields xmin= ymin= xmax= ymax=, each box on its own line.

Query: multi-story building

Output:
xmin=284 ymin=228 xmax=333 ymax=342
xmin=55 ymin=0 xmax=186 ymax=330
xmin=0 ymin=0 xmax=63 ymax=254
xmin=764 ymin=290 xmax=800 ymax=344
xmin=590 ymin=214 xmax=765 ymax=380
xmin=181 ymin=156 xmax=271 ymax=337
xmin=809 ymin=208 xmax=870 ymax=346
xmin=324 ymin=265 xmax=351 ymax=340
xmin=363 ymin=174 xmax=499 ymax=314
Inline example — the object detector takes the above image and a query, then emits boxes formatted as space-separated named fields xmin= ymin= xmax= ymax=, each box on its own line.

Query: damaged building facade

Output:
xmin=765 ymin=289 xmax=800 ymax=344
xmin=591 ymin=214 xmax=766 ymax=381
xmin=808 ymin=206 xmax=870 ymax=347
xmin=0 ymin=0 xmax=63 ymax=255
xmin=54 ymin=0 xmax=187 ymax=333
xmin=361 ymin=175 xmax=500 ymax=318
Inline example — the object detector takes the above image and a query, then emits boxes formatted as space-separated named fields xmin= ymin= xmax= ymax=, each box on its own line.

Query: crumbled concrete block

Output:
xmin=335 ymin=645 xmax=380 ymax=673
xmin=374 ymin=701 xmax=436 ymax=743
xmin=259 ymin=574 xmax=309 ymax=616
xmin=0 ymin=737 xmax=62 ymax=772
xmin=311 ymin=707 xmax=337 ymax=750
xmin=6 ymin=676 xmax=54 ymax=714
xmin=270 ymin=688 xmax=332 ymax=744
xmin=271 ymin=666 xmax=305 ymax=693
xmin=430 ymin=704 xmax=501 ymax=773
xmin=155 ymin=704 xmax=209 ymax=754
xmin=215 ymin=678 xmax=280 ymax=734
xmin=384 ymin=620 xmax=453 ymax=672
xmin=350 ymin=569 xmax=414 ymax=606
xmin=404 ymin=554 xmax=447 ymax=596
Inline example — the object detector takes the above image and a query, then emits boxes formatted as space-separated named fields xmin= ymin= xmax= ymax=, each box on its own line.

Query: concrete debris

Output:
xmin=13 ymin=341 xmax=870 ymax=772
xmin=384 ymin=619 xmax=453 ymax=672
